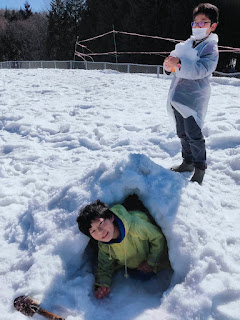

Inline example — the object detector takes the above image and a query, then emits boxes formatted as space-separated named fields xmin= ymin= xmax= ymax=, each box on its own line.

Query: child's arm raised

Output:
xmin=175 ymin=42 xmax=218 ymax=80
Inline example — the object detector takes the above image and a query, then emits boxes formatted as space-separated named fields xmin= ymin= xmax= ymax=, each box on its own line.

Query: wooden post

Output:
xmin=112 ymin=25 xmax=118 ymax=71
xmin=157 ymin=65 xmax=160 ymax=78
xmin=73 ymin=36 xmax=79 ymax=69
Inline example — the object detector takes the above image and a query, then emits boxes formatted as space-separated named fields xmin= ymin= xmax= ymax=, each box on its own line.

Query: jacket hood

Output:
xmin=95 ymin=205 xmax=169 ymax=287
xmin=110 ymin=204 xmax=132 ymax=236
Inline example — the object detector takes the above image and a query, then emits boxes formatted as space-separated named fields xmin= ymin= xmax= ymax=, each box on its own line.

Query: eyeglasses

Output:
xmin=191 ymin=21 xmax=211 ymax=28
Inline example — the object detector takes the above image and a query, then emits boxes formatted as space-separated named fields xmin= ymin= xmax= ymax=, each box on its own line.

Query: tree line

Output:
xmin=0 ymin=0 xmax=239 ymax=71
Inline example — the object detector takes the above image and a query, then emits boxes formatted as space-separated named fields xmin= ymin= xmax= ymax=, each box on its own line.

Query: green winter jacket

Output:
xmin=95 ymin=204 xmax=169 ymax=288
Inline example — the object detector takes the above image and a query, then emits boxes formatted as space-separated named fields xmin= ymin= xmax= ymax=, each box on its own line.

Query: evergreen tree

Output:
xmin=19 ymin=1 xmax=33 ymax=20
xmin=47 ymin=0 xmax=84 ymax=60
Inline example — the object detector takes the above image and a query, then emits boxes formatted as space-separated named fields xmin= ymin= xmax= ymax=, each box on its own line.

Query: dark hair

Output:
xmin=76 ymin=200 xmax=113 ymax=237
xmin=193 ymin=3 xmax=219 ymax=23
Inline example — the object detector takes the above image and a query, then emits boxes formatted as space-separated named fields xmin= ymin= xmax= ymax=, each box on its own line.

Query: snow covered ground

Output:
xmin=1 ymin=69 xmax=240 ymax=320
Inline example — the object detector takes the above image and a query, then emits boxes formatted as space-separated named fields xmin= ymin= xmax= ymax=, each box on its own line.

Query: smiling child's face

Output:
xmin=89 ymin=216 xmax=119 ymax=242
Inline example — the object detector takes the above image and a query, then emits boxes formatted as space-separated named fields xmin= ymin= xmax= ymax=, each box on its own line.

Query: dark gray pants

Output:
xmin=173 ymin=107 xmax=206 ymax=169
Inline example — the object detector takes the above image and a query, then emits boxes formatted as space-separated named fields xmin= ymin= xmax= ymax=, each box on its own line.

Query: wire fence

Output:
xmin=1 ymin=60 xmax=240 ymax=80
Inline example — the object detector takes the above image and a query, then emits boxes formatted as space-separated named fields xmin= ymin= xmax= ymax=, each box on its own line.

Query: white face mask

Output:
xmin=192 ymin=28 xmax=208 ymax=40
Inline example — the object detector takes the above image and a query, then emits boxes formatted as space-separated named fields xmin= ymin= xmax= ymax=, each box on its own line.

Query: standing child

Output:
xmin=77 ymin=200 xmax=170 ymax=299
xmin=164 ymin=3 xmax=219 ymax=184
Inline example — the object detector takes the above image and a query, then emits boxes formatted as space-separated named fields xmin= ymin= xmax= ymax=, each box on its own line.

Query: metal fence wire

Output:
xmin=1 ymin=60 xmax=240 ymax=81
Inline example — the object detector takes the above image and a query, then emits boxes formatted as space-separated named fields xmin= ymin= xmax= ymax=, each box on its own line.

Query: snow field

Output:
xmin=0 ymin=69 xmax=240 ymax=319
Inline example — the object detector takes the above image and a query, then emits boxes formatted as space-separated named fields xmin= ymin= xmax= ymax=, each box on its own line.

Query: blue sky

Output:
xmin=0 ymin=0 xmax=51 ymax=12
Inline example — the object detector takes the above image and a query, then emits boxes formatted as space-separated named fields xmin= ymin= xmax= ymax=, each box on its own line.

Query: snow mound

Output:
xmin=1 ymin=69 xmax=240 ymax=320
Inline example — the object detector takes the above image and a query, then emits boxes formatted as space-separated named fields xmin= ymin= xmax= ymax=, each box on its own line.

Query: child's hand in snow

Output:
xmin=137 ymin=261 xmax=153 ymax=273
xmin=95 ymin=286 xmax=110 ymax=299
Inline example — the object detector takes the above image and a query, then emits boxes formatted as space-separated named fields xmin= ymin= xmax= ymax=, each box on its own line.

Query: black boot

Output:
xmin=171 ymin=160 xmax=194 ymax=172
xmin=191 ymin=168 xmax=205 ymax=185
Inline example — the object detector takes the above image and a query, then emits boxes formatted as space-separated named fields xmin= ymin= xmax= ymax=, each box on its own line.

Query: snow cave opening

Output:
xmin=81 ymin=193 xmax=173 ymax=299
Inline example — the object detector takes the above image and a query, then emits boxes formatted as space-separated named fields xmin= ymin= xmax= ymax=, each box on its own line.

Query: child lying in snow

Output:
xmin=77 ymin=199 xmax=170 ymax=299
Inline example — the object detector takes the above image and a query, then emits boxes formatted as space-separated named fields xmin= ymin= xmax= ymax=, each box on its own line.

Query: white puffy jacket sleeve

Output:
xmin=175 ymin=42 xmax=218 ymax=80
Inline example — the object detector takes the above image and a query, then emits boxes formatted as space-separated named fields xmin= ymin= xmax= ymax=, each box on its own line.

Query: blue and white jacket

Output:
xmin=166 ymin=33 xmax=219 ymax=128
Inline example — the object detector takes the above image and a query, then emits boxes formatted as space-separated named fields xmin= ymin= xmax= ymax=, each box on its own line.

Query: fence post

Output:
xmin=127 ymin=64 xmax=130 ymax=73
xmin=112 ymin=25 xmax=118 ymax=71
xmin=157 ymin=66 xmax=160 ymax=78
